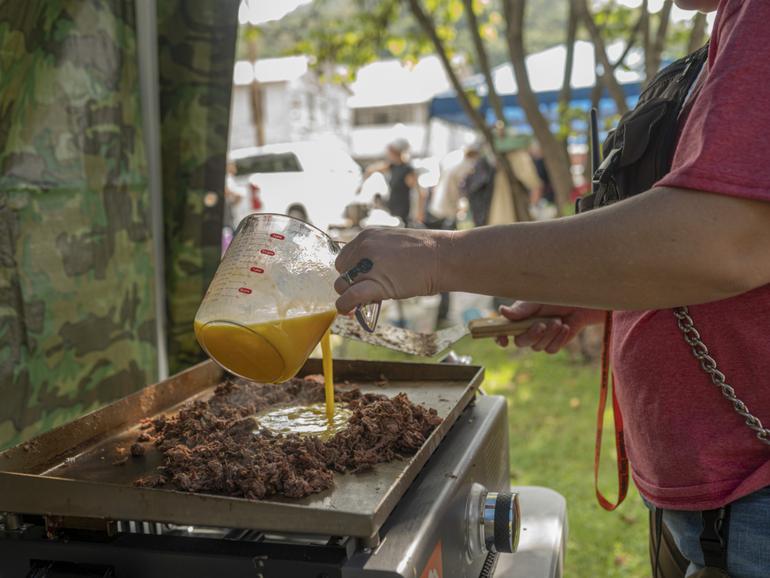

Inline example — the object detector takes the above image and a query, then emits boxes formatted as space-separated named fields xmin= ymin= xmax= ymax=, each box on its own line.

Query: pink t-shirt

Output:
xmin=613 ymin=0 xmax=770 ymax=511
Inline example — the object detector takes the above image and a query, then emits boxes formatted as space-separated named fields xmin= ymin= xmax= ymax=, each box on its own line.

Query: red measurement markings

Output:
xmin=270 ymin=233 xmax=285 ymax=240
xmin=238 ymin=287 xmax=252 ymax=294
xmin=260 ymin=249 xmax=275 ymax=256
xmin=250 ymin=266 xmax=264 ymax=274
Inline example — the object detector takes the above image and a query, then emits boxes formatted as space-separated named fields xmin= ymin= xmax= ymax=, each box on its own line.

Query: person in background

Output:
xmin=361 ymin=193 xmax=401 ymax=228
xmin=424 ymin=144 xmax=480 ymax=325
xmin=461 ymin=148 xmax=496 ymax=227
xmin=530 ymin=141 xmax=556 ymax=204
xmin=223 ymin=161 xmax=246 ymax=251
xmin=364 ymin=138 xmax=424 ymax=226
xmin=488 ymin=143 xmax=544 ymax=225
xmin=429 ymin=143 xmax=480 ymax=229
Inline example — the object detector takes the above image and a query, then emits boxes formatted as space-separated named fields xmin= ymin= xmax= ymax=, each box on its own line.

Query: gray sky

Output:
xmin=239 ymin=0 xmax=314 ymax=25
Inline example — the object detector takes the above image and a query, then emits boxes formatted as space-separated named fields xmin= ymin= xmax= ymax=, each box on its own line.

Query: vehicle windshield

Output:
xmin=234 ymin=152 xmax=303 ymax=175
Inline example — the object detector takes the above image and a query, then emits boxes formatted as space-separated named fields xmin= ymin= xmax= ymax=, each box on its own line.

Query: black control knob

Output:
xmin=482 ymin=491 xmax=520 ymax=553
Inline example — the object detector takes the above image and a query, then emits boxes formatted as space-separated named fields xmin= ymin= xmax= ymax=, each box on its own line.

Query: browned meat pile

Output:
xmin=131 ymin=376 xmax=441 ymax=500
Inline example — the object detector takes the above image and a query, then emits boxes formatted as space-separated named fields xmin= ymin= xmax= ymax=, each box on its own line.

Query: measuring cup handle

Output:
xmin=331 ymin=239 xmax=380 ymax=332
xmin=355 ymin=302 xmax=381 ymax=333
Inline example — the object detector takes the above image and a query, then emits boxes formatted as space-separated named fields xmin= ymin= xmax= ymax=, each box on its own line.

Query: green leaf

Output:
xmin=387 ymin=37 xmax=407 ymax=55
xmin=447 ymin=0 xmax=464 ymax=22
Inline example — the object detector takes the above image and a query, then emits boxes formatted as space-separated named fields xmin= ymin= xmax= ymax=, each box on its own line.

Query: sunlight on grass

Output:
xmin=485 ymin=363 xmax=517 ymax=394
xmin=336 ymin=335 xmax=650 ymax=578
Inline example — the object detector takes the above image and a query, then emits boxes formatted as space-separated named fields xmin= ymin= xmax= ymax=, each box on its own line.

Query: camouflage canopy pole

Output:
xmin=0 ymin=1 xmax=158 ymax=448
xmin=157 ymin=0 xmax=239 ymax=373
xmin=136 ymin=0 xmax=169 ymax=381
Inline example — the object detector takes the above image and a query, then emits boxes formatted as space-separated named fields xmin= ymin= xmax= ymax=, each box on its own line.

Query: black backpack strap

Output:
xmin=577 ymin=43 xmax=710 ymax=214
xmin=700 ymin=505 xmax=731 ymax=571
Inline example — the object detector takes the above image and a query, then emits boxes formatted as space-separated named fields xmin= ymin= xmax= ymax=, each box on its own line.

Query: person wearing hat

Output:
xmin=364 ymin=138 xmax=423 ymax=225
xmin=335 ymin=1 xmax=770 ymax=576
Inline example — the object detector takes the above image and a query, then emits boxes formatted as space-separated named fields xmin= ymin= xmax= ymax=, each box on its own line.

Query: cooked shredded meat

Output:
xmin=131 ymin=376 xmax=441 ymax=500
xmin=129 ymin=443 xmax=146 ymax=457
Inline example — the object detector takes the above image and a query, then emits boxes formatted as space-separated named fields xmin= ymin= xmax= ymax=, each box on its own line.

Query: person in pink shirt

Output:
xmin=335 ymin=1 xmax=770 ymax=576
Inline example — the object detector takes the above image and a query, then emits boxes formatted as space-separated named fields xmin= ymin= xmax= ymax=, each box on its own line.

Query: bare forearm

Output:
xmin=438 ymin=187 xmax=770 ymax=310
xmin=364 ymin=161 xmax=388 ymax=177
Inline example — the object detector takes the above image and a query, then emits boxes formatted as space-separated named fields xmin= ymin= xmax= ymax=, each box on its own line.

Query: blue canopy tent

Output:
xmin=429 ymin=82 xmax=642 ymax=145
xmin=428 ymin=41 xmax=645 ymax=145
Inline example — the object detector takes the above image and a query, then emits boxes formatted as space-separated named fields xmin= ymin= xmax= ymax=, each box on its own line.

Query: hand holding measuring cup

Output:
xmin=333 ymin=227 xmax=451 ymax=314
xmin=194 ymin=214 xmax=380 ymax=384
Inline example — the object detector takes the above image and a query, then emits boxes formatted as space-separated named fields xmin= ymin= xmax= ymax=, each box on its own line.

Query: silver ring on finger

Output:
xmin=342 ymin=258 xmax=373 ymax=285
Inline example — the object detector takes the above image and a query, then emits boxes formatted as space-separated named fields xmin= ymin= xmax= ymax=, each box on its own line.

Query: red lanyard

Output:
xmin=594 ymin=311 xmax=629 ymax=511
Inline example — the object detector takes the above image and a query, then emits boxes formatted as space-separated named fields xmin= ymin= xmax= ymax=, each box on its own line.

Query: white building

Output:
xmin=229 ymin=55 xmax=352 ymax=152
xmin=347 ymin=55 xmax=476 ymax=164
xmin=229 ymin=54 xmax=476 ymax=165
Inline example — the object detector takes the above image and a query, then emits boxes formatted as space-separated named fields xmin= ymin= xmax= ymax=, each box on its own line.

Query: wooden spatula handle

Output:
xmin=468 ymin=316 xmax=560 ymax=339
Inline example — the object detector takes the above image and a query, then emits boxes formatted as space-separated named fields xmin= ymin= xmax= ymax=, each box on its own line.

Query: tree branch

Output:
xmin=406 ymin=0 xmax=491 ymax=147
xmin=503 ymin=0 xmax=574 ymax=212
xmin=590 ymin=12 xmax=640 ymax=130
xmin=462 ymin=0 xmax=506 ymax=132
xmin=578 ymin=0 xmax=629 ymax=114
xmin=641 ymin=0 xmax=650 ymax=68
xmin=646 ymin=0 xmax=674 ymax=80
xmin=686 ymin=9 xmax=707 ymax=54
xmin=406 ymin=0 xmax=530 ymax=220
xmin=616 ymin=13 xmax=643 ymax=68
xmin=558 ymin=0 xmax=578 ymax=148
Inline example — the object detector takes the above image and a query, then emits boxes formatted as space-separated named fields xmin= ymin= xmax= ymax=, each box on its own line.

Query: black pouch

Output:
xmin=577 ymin=43 xmax=709 ymax=213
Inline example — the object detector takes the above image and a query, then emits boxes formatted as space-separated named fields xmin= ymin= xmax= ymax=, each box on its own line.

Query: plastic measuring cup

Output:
xmin=194 ymin=214 xmax=379 ymax=383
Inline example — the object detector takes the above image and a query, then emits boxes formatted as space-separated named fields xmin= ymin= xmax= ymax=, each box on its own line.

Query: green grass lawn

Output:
xmin=334 ymin=335 xmax=651 ymax=578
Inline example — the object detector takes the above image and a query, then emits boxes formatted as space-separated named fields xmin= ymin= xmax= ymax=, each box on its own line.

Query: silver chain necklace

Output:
xmin=673 ymin=306 xmax=770 ymax=446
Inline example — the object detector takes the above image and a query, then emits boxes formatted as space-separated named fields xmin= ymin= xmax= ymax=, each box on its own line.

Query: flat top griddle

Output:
xmin=0 ymin=359 xmax=482 ymax=540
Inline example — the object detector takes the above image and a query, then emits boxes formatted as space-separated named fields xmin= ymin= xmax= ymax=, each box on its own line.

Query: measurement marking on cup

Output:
xmin=270 ymin=233 xmax=285 ymax=240
xmin=260 ymin=249 xmax=275 ymax=256
xmin=250 ymin=266 xmax=264 ymax=274
xmin=238 ymin=287 xmax=252 ymax=294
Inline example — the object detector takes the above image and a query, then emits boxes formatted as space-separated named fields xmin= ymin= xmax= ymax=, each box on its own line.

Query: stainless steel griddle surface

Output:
xmin=0 ymin=359 xmax=482 ymax=539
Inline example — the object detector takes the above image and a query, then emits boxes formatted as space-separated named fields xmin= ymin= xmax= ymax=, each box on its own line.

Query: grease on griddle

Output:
xmin=254 ymin=403 xmax=352 ymax=440
xmin=132 ymin=377 xmax=441 ymax=500
xmin=112 ymin=446 xmax=129 ymax=466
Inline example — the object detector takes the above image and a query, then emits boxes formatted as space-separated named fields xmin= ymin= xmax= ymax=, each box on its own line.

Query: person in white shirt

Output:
xmin=429 ymin=143 xmax=480 ymax=226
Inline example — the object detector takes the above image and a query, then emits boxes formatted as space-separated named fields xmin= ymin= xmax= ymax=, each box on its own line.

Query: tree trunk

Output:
xmin=645 ymin=0 xmax=674 ymax=81
xmin=557 ymin=0 xmax=578 ymax=148
xmin=687 ymin=11 xmax=708 ymax=54
xmin=407 ymin=0 xmax=530 ymax=221
xmin=463 ymin=0 xmax=505 ymax=132
xmin=641 ymin=0 xmax=651 ymax=80
xmin=503 ymin=0 xmax=573 ymax=211
xmin=591 ymin=48 xmax=603 ymax=113
xmin=462 ymin=0 xmax=531 ymax=220
xmin=578 ymin=0 xmax=629 ymax=115
xmin=246 ymin=31 xmax=265 ymax=146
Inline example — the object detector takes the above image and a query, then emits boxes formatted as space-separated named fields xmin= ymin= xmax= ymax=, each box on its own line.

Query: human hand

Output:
xmin=496 ymin=301 xmax=605 ymax=354
xmin=333 ymin=228 xmax=452 ymax=313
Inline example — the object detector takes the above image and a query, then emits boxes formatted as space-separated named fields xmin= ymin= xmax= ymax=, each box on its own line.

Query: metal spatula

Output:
xmin=331 ymin=315 xmax=555 ymax=357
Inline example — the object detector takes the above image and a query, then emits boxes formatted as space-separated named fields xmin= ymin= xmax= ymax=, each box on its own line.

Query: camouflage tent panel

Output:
xmin=0 ymin=1 xmax=157 ymax=449
xmin=157 ymin=0 xmax=239 ymax=373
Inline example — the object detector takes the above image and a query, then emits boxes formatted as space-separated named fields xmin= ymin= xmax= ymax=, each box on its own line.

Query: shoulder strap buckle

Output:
xmin=592 ymin=147 xmax=622 ymax=188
